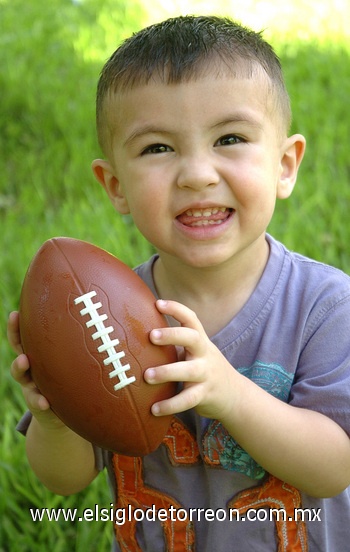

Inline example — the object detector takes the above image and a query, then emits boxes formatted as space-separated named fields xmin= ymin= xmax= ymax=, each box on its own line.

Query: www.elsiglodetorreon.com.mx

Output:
xmin=29 ymin=503 xmax=322 ymax=524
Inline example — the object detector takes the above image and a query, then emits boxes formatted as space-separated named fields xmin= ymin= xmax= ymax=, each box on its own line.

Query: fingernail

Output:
xmin=151 ymin=329 xmax=162 ymax=341
xmin=145 ymin=368 xmax=156 ymax=382
xmin=151 ymin=403 xmax=160 ymax=416
xmin=157 ymin=299 xmax=168 ymax=308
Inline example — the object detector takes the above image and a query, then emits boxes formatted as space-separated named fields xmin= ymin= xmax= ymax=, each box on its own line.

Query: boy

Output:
xmin=9 ymin=15 xmax=350 ymax=551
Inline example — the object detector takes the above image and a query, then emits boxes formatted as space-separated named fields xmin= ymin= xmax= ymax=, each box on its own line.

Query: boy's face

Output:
xmin=94 ymin=72 xmax=304 ymax=270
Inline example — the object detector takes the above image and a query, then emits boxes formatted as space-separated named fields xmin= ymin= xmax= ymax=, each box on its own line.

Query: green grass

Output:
xmin=1 ymin=0 xmax=349 ymax=550
xmin=0 ymin=1 xmax=151 ymax=550
xmin=269 ymin=40 xmax=350 ymax=269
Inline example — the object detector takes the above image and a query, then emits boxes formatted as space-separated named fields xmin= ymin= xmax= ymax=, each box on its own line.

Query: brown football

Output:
xmin=19 ymin=237 xmax=177 ymax=455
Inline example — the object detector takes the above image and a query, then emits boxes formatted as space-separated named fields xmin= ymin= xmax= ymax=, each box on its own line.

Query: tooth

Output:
xmin=184 ymin=207 xmax=229 ymax=219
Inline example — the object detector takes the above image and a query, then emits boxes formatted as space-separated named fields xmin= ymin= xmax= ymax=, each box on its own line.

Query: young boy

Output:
xmin=9 ymin=15 xmax=350 ymax=552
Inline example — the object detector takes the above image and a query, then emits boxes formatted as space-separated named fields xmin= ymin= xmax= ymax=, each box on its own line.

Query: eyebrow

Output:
xmin=123 ymin=125 xmax=171 ymax=147
xmin=123 ymin=111 xmax=264 ymax=147
xmin=212 ymin=112 xmax=264 ymax=130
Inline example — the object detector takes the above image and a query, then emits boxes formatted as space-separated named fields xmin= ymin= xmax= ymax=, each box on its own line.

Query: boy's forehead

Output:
xmin=104 ymin=68 xmax=280 ymax=138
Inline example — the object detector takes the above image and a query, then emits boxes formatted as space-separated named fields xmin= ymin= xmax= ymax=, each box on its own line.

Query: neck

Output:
xmin=153 ymin=238 xmax=269 ymax=336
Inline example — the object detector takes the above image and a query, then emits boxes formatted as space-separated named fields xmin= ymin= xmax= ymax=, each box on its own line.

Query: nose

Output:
xmin=176 ymin=155 xmax=220 ymax=190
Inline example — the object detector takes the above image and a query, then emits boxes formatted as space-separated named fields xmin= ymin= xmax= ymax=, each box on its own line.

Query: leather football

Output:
xmin=19 ymin=237 xmax=177 ymax=455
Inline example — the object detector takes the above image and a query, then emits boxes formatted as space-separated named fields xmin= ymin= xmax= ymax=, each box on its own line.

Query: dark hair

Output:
xmin=96 ymin=15 xmax=291 ymax=154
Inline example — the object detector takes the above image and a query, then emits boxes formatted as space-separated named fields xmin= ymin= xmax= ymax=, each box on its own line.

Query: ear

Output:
xmin=91 ymin=159 xmax=130 ymax=214
xmin=277 ymin=134 xmax=306 ymax=199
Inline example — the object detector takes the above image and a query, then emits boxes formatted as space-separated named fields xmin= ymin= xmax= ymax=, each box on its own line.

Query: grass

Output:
xmin=1 ymin=0 xmax=349 ymax=550
xmin=269 ymin=40 xmax=350 ymax=269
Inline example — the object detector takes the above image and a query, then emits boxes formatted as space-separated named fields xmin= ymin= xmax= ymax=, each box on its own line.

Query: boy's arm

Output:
xmin=25 ymin=413 xmax=98 ymax=496
xmin=9 ymin=312 xmax=98 ymax=496
xmin=145 ymin=300 xmax=350 ymax=498
xmin=217 ymin=375 xmax=350 ymax=498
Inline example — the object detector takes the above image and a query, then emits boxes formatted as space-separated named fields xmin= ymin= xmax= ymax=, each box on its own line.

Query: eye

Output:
xmin=215 ymin=134 xmax=245 ymax=147
xmin=141 ymin=143 xmax=173 ymax=155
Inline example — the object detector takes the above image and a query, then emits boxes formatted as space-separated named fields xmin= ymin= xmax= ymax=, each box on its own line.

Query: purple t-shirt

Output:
xmin=18 ymin=234 xmax=350 ymax=551
xmin=98 ymin=234 xmax=350 ymax=551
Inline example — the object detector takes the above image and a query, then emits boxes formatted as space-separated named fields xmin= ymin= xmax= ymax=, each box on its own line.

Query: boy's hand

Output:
xmin=145 ymin=302 xmax=350 ymax=498
xmin=8 ymin=312 xmax=98 ymax=495
xmin=8 ymin=311 xmax=63 ymax=428
xmin=145 ymin=300 xmax=235 ymax=422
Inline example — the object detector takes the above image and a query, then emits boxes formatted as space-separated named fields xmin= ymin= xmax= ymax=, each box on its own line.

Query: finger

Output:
xmin=150 ymin=326 xmax=203 ymax=356
xmin=10 ymin=355 xmax=51 ymax=412
xmin=145 ymin=360 xmax=203 ymax=385
xmin=23 ymin=386 xmax=51 ymax=412
xmin=7 ymin=311 xmax=23 ymax=355
xmin=152 ymin=385 xmax=203 ymax=417
xmin=156 ymin=300 xmax=204 ymax=332
xmin=10 ymin=354 xmax=31 ymax=384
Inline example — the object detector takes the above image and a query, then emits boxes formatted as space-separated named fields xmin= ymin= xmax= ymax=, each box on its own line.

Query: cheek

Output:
xmin=233 ymin=177 xmax=268 ymax=207
xmin=233 ymin=167 xmax=278 ymax=225
xmin=126 ymin=190 xmax=167 ymax=242
xmin=125 ymin=166 xmax=170 ymax=214
xmin=234 ymin=154 xmax=280 ymax=202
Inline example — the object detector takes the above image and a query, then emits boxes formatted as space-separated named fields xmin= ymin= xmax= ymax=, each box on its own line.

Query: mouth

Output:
xmin=176 ymin=207 xmax=233 ymax=227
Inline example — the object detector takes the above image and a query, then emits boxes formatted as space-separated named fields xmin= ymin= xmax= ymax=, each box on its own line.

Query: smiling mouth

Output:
xmin=177 ymin=207 xmax=233 ymax=227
